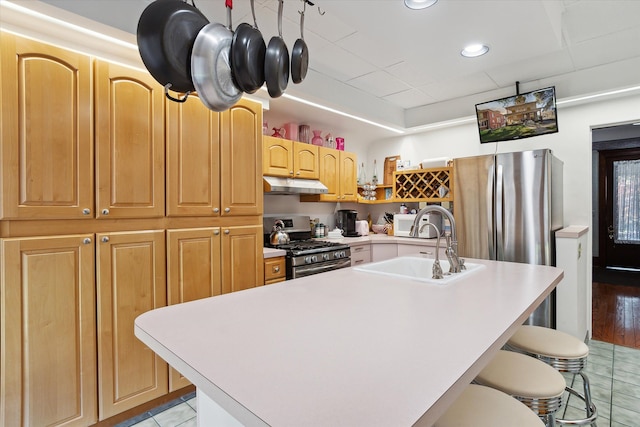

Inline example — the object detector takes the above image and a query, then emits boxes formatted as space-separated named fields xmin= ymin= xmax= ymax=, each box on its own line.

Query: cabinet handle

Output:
xmin=296 ymin=171 xmax=300 ymax=175
xmin=101 ymin=236 xmax=110 ymax=243
xmin=354 ymin=259 xmax=364 ymax=264
xmin=224 ymin=229 xmax=230 ymax=234
xmin=83 ymin=238 xmax=92 ymax=244
xmin=354 ymin=247 xmax=363 ymax=252
xmin=214 ymin=230 xmax=220 ymax=235
xmin=273 ymin=266 xmax=280 ymax=273
xmin=289 ymin=170 xmax=294 ymax=175
xmin=213 ymin=207 xmax=220 ymax=213
xmin=224 ymin=207 xmax=231 ymax=213
xmin=101 ymin=209 xmax=109 ymax=215
xmin=82 ymin=208 xmax=91 ymax=215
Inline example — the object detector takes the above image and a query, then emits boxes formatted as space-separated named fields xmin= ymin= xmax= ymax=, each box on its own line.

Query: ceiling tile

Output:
xmin=347 ymin=71 xmax=412 ymax=98
xmin=384 ymin=89 xmax=436 ymax=110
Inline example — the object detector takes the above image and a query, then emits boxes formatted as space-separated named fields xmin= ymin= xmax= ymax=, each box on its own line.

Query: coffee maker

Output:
xmin=336 ymin=209 xmax=359 ymax=237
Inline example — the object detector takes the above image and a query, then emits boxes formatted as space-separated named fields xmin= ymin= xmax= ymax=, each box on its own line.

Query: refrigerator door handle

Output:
xmin=495 ymin=164 xmax=504 ymax=260
xmin=488 ymin=162 xmax=496 ymax=259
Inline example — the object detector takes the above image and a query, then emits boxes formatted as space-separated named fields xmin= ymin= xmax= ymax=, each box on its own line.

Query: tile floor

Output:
xmin=118 ymin=340 xmax=640 ymax=427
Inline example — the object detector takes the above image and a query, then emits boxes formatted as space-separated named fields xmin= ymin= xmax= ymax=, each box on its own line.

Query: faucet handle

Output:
xmin=432 ymin=259 xmax=444 ymax=279
xmin=459 ymin=258 xmax=466 ymax=270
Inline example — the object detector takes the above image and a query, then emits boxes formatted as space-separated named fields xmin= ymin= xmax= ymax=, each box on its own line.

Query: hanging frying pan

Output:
xmin=191 ymin=0 xmax=242 ymax=112
xmin=136 ymin=0 xmax=209 ymax=101
xmin=264 ymin=0 xmax=289 ymax=98
xmin=230 ymin=0 xmax=265 ymax=93
xmin=291 ymin=1 xmax=310 ymax=84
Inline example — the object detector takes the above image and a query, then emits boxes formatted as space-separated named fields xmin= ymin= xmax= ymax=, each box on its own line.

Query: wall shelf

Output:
xmin=393 ymin=167 xmax=453 ymax=202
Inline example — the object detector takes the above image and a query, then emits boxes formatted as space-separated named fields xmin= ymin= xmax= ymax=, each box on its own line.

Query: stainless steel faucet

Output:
xmin=410 ymin=205 xmax=465 ymax=273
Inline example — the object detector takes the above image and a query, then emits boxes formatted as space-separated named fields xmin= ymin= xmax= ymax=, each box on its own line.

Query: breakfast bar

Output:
xmin=135 ymin=258 xmax=563 ymax=426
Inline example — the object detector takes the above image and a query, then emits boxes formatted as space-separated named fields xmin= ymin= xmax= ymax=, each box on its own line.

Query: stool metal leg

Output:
xmin=556 ymin=372 xmax=598 ymax=426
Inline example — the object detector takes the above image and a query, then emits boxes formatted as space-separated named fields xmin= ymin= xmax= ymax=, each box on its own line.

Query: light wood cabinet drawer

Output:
xmin=265 ymin=256 xmax=286 ymax=284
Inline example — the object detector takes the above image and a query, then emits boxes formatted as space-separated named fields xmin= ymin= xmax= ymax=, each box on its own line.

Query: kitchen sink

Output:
xmin=354 ymin=256 xmax=484 ymax=284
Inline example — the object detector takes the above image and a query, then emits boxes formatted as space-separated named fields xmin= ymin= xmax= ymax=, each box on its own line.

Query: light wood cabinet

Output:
xmin=95 ymin=60 xmax=165 ymax=219
xmin=263 ymin=136 xmax=319 ymax=179
xmin=0 ymin=34 xmax=93 ymax=220
xmin=221 ymin=224 xmax=264 ymax=293
xmin=264 ymin=256 xmax=286 ymax=284
xmin=300 ymin=148 xmax=357 ymax=202
xmin=167 ymin=227 xmax=222 ymax=390
xmin=1 ymin=235 xmax=97 ymax=427
xmin=96 ymin=230 xmax=168 ymax=419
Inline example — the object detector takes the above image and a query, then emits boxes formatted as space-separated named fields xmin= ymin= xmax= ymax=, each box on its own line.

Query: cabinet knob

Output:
xmin=224 ymin=207 xmax=231 ymax=213
xmin=83 ymin=238 xmax=92 ymax=244
xmin=101 ymin=209 xmax=110 ymax=215
xmin=213 ymin=207 xmax=220 ymax=213
xmin=101 ymin=236 xmax=110 ymax=243
xmin=214 ymin=230 xmax=220 ymax=235
xmin=82 ymin=208 xmax=91 ymax=215
xmin=289 ymin=170 xmax=294 ymax=175
xmin=273 ymin=266 xmax=280 ymax=273
xmin=296 ymin=171 xmax=300 ymax=175
xmin=224 ymin=229 xmax=230 ymax=234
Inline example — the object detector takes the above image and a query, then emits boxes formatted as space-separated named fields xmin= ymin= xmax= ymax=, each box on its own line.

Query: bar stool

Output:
xmin=505 ymin=325 xmax=597 ymax=425
xmin=434 ymin=384 xmax=545 ymax=427
xmin=474 ymin=350 xmax=565 ymax=427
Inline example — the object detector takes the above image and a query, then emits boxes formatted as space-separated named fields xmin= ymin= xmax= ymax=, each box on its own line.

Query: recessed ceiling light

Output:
xmin=404 ymin=0 xmax=438 ymax=10
xmin=461 ymin=44 xmax=490 ymax=58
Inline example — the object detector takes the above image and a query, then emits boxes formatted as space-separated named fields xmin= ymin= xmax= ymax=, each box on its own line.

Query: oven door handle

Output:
xmin=294 ymin=258 xmax=352 ymax=278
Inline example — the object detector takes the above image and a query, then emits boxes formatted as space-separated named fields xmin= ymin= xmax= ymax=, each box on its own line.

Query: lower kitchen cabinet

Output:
xmin=221 ymin=225 xmax=264 ymax=293
xmin=350 ymin=242 xmax=371 ymax=266
xmin=1 ymin=235 xmax=98 ymax=427
xmin=166 ymin=228 xmax=222 ymax=391
xmin=96 ymin=230 xmax=168 ymax=420
xmin=264 ymin=256 xmax=286 ymax=284
xmin=371 ymin=243 xmax=398 ymax=262
xmin=397 ymin=242 xmax=447 ymax=259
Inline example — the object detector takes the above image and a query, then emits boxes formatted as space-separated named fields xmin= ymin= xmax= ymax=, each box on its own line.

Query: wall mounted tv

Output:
xmin=475 ymin=86 xmax=558 ymax=144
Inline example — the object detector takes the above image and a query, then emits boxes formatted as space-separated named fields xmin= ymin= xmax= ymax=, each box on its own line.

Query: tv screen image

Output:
xmin=475 ymin=86 xmax=558 ymax=144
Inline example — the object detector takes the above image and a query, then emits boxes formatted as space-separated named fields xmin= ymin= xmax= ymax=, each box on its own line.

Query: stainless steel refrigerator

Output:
xmin=453 ymin=149 xmax=563 ymax=328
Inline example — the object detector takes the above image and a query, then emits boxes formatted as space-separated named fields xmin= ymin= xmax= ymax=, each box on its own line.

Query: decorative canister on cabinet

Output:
xmin=311 ymin=130 xmax=323 ymax=146
xmin=299 ymin=125 xmax=310 ymax=143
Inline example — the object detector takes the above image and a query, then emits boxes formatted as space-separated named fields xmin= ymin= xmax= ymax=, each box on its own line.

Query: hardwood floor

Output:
xmin=592 ymin=280 xmax=640 ymax=349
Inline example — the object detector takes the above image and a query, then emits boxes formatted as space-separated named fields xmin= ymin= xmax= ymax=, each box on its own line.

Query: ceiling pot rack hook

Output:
xmin=226 ymin=0 xmax=232 ymax=31
xmin=164 ymin=84 xmax=190 ymax=103
xmin=299 ymin=0 xmax=313 ymax=14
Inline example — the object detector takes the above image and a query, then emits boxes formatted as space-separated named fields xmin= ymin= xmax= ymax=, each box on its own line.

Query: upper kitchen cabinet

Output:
xmin=301 ymin=148 xmax=357 ymax=202
xmin=166 ymin=96 xmax=262 ymax=217
xmin=95 ymin=59 xmax=165 ymax=219
xmin=263 ymin=136 xmax=319 ymax=179
xmin=0 ymin=33 xmax=93 ymax=220
xmin=220 ymin=98 xmax=263 ymax=217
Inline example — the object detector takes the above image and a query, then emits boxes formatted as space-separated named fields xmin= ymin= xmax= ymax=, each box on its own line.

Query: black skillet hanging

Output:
xmin=264 ymin=0 xmax=289 ymax=98
xmin=230 ymin=0 xmax=266 ymax=93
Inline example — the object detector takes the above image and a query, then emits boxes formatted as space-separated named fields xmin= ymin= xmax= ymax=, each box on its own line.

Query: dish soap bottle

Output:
xmin=372 ymin=160 xmax=378 ymax=185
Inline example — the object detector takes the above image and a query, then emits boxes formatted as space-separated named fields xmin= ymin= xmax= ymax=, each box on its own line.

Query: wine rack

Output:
xmin=393 ymin=167 xmax=453 ymax=202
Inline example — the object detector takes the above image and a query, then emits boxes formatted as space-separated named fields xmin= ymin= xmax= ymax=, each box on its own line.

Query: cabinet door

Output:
xmin=371 ymin=243 xmax=398 ymax=262
xmin=166 ymin=227 xmax=221 ymax=390
xmin=221 ymin=225 xmax=264 ymax=293
xmin=95 ymin=60 xmax=164 ymax=219
xmin=340 ymin=151 xmax=358 ymax=201
xmin=350 ymin=243 xmax=371 ymax=266
xmin=318 ymin=147 xmax=340 ymax=201
xmin=96 ymin=230 xmax=168 ymax=420
xmin=293 ymin=142 xmax=319 ymax=179
xmin=166 ymin=94 xmax=221 ymax=216
xmin=1 ymin=235 xmax=97 ymax=427
xmin=0 ymin=34 xmax=93 ymax=219
xmin=264 ymin=256 xmax=286 ymax=284
xmin=263 ymin=135 xmax=293 ymax=177
xmin=220 ymin=98 xmax=263 ymax=216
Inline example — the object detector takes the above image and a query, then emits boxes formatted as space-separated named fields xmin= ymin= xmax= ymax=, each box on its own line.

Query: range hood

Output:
xmin=263 ymin=176 xmax=328 ymax=194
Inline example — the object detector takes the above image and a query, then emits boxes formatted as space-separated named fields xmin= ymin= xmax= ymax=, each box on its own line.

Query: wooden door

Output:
xmin=95 ymin=60 xmax=164 ymax=219
xmin=221 ymin=99 xmax=263 ymax=216
xmin=340 ymin=151 xmax=358 ymax=201
xmin=1 ymin=235 xmax=97 ymax=427
xmin=166 ymin=94 xmax=221 ymax=217
xmin=263 ymin=136 xmax=293 ymax=177
xmin=0 ymin=34 xmax=93 ymax=219
xmin=318 ymin=147 xmax=339 ymax=201
xmin=166 ymin=227 xmax=221 ymax=390
xmin=96 ymin=230 xmax=167 ymax=420
xmin=221 ymin=224 xmax=263 ymax=294
xmin=293 ymin=142 xmax=320 ymax=179
xmin=599 ymin=148 xmax=640 ymax=269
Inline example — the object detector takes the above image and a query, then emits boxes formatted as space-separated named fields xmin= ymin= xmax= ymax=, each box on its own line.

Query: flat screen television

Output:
xmin=475 ymin=86 xmax=558 ymax=144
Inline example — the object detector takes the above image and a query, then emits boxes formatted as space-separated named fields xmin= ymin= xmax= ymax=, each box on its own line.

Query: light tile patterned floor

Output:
xmin=118 ymin=340 xmax=640 ymax=427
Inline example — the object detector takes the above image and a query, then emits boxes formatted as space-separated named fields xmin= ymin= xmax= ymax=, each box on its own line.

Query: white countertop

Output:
xmin=318 ymin=233 xmax=440 ymax=246
xmin=263 ymin=247 xmax=286 ymax=258
xmin=135 ymin=258 xmax=563 ymax=427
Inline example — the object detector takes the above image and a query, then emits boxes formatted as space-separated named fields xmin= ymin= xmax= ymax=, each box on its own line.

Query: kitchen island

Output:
xmin=135 ymin=258 xmax=563 ymax=427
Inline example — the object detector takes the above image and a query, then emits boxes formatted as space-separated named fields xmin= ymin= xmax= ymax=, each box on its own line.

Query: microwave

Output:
xmin=393 ymin=214 xmax=442 ymax=238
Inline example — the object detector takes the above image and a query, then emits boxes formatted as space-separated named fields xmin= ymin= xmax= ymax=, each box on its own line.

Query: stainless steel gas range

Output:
xmin=264 ymin=215 xmax=351 ymax=280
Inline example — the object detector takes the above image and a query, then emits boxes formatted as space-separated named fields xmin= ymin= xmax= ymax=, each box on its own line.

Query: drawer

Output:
xmin=264 ymin=256 xmax=286 ymax=284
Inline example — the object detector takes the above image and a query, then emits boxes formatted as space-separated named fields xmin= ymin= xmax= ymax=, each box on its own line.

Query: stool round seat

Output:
xmin=475 ymin=350 xmax=565 ymax=426
xmin=435 ymin=384 xmax=544 ymax=427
